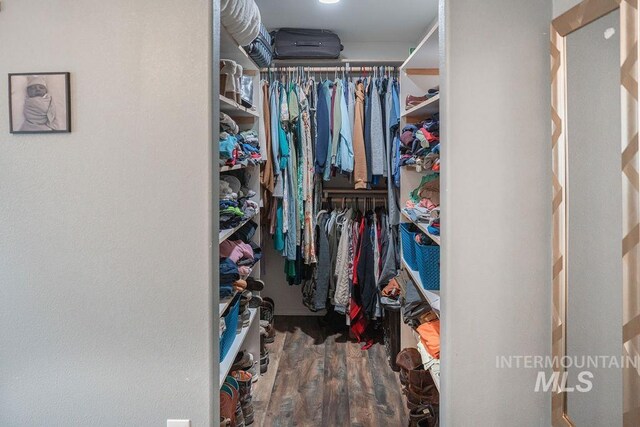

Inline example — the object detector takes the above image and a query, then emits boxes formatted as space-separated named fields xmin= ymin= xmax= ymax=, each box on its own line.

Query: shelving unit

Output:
xmin=398 ymin=17 xmax=442 ymax=373
xmin=217 ymin=22 xmax=263 ymax=393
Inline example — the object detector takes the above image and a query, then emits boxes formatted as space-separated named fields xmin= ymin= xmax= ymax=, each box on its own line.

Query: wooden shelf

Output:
xmin=401 ymin=210 xmax=440 ymax=245
xmin=401 ymin=21 xmax=439 ymax=71
xmin=221 ymin=25 xmax=260 ymax=71
xmin=220 ymin=162 xmax=259 ymax=172
xmin=219 ymin=94 xmax=259 ymax=118
xmin=219 ymin=211 xmax=259 ymax=244
xmin=402 ymin=258 xmax=440 ymax=313
xmin=401 ymin=94 xmax=439 ymax=118
xmin=219 ymin=308 xmax=258 ymax=387
xmin=219 ymin=291 xmax=238 ymax=318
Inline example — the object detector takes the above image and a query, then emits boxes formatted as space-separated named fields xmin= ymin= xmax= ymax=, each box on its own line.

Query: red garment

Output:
xmin=350 ymin=217 xmax=372 ymax=349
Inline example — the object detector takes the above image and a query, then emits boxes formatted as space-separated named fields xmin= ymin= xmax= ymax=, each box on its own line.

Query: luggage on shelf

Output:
xmin=271 ymin=28 xmax=343 ymax=59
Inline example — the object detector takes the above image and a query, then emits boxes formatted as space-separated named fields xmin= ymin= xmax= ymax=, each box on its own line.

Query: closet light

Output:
xmin=319 ymin=0 xmax=340 ymax=4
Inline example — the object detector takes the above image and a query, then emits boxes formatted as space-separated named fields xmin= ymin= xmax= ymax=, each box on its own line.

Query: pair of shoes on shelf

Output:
xmin=220 ymin=59 xmax=244 ymax=104
xmin=405 ymin=88 xmax=439 ymax=109
xmin=259 ymin=297 xmax=275 ymax=373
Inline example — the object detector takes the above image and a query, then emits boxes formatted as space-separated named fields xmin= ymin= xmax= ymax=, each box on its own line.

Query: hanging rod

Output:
xmin=261 ymin=65 xmax=398 ymax=73
xmin=322 ymin=189 xmax=388 ymax=194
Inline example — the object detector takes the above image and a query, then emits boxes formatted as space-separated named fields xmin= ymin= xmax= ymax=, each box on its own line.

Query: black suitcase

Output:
xmin=271 ymin=28 xmax=343 ymax=60
xmin=243 ymin=23 xmax=272 ymax=68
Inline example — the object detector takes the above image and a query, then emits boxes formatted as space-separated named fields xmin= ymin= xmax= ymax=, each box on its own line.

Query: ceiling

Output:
xmin=254 ymin=0 xmax=438 ymax=43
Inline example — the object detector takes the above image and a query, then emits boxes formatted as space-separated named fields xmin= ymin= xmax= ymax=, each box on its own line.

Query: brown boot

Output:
xmin=396 ymin=348 xmax=422 ymax=386
xmin=407 ymin=369 xmax=438 ymax=396
xmin=405 ymin=386 xmax=439 ymax=411
xmin=408 ymin=404 xmax=439 ymax=427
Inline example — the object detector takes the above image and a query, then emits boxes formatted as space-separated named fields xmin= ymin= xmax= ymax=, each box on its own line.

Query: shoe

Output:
xmin=260 ymin=352 xmax=269 ymax=374
xmin=396 ymin=348 xmax=422 ymax=371
xmin=241 ymin=310 xmax=250 ymax=328
xmin=407 ymin=369 xmax=438 ymax=397
xmin=409 ymin=404 xmax=439 ymax=427
xmin=231 ymin=351 xmax=253 ymax=372
xmin=246 ymin=277 xmax=265 ymax=292
xmin=220 ymin=416 xmax=231 ymax=427
xmin=405 ymin=387 xmax=439 ymax=411
xmin=260 ymin=319 xmax=275 ymax=344
xmin=249 ymin=360 xmax=259 ymax=382
xmin=406 ymin=94 xmax=429 ymax=109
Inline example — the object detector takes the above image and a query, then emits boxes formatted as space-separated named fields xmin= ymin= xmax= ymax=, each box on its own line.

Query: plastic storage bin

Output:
xmin=415 ymin=243 xmax=440 ymax=290
xmin=220 ymin=293 xmax=241 ymax=361
xmin=400 ymin=223 xmax=418 ymax=270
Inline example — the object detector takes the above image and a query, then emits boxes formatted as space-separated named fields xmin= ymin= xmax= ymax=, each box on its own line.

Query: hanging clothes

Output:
xmin=353 ymin=81 xmax=367 ymax=189
xmin=259 ymin=68 xmax=401 ymax=331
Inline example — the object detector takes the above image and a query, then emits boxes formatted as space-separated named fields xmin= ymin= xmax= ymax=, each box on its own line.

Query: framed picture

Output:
xmin=8 ymin=72 xmax=71 ymax=134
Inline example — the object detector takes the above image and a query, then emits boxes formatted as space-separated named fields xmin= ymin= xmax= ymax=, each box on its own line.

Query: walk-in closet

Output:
xmin=216 ymin=1 xmax=441 ymax=426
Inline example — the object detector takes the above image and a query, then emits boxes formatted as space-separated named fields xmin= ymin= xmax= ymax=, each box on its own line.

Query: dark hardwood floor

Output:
xmin=252 ymin=316 xmax=408 ymax=427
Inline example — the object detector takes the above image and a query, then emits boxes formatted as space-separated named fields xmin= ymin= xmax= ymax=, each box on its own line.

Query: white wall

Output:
xmin=440 ymin=0 xmax=552 ymax=425
xmin=0 ymin=1 xmax=213 ymax=425
xmin=554 ymin=0 xmax=582 ymax=18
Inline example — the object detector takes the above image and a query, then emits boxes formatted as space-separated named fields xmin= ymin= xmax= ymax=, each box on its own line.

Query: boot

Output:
xmin=220 ymin=59 xmax=237 ymax=100
xmin=407 ymin=369 xmax=438 ymax=397
xmin=409 ymin=404 xmax=439 ymax=427
xmin=405 ymin=387 xmax=439 ymax=411
xmin=396 ymin=348 xmax=422 ymax=386
xmin=234 ymin=64 xmax=244 ymax=103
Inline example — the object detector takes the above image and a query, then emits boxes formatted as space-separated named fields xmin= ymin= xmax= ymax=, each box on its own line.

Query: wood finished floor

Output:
xmin=252 ymin=316 xmax=408 ymax=427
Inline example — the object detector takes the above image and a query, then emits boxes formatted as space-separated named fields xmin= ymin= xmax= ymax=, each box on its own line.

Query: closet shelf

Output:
xmin=401 ymin=21 xmax=439 ymax=71
xmin=402 ymin=258 xmax=440 ymax=313
xmin=401 ymin=210 xmax=440 ymax=245
xmin=220 ymin=94 xmax=259 ymax=118
xmin=416 ymin=337 xmax=441 ymax=392
xmin=219 ymin=308 xmax=258 ymax=388
xmin=220 ymin=162 xmax=259 ymax=172
xmin=221 ymin=24 xmax=260 ymax=71
xmin=219 ymin=291 xmax=238 ymax=318
xmin=219 ymin=210 xmax=259 ymax=244
xmin=401 ymin=95 xmax=439 ymax=118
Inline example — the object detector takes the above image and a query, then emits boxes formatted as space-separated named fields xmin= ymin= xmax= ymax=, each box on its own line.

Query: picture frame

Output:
xmin=8 ymin=72 xmax=71 ymax=134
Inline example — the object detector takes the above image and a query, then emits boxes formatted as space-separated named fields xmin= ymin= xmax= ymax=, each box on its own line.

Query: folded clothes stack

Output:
xmin=220 ymin=113 xmax=262 ymax=168
xmin=220 ymin=220 xmax=262 ymax=298
xmin=402 ymin=173 xmax=440 ymax=235
xmin=399 ymin=114 xmax=440 ymax=171
xmin=220 ymin=173 xmax=259 ymax=230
